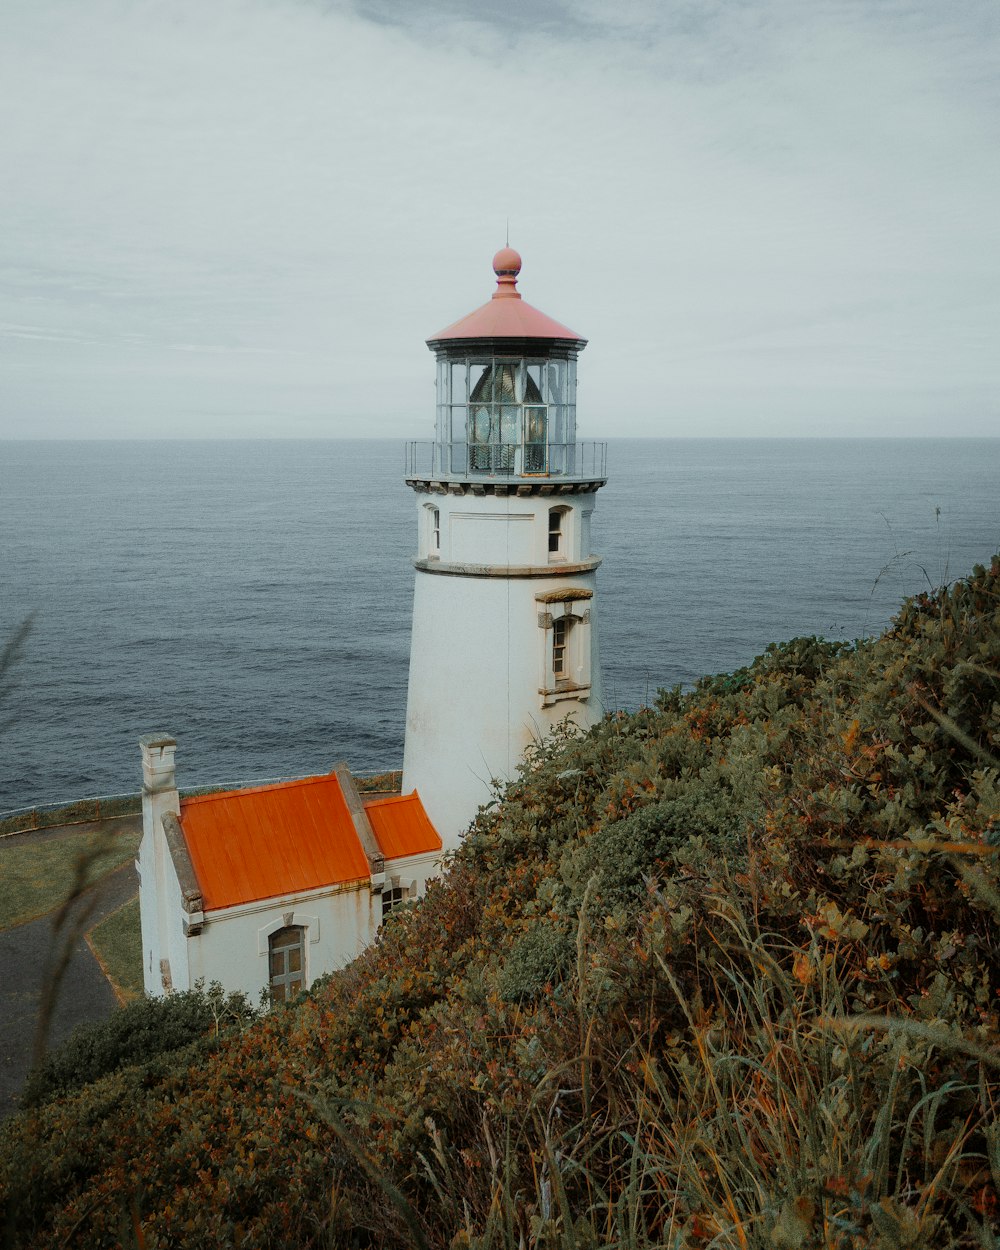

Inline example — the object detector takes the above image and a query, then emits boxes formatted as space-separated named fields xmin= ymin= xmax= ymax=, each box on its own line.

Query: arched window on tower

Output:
xmin=548 ymin=506 xmax=570 ymax=562
xmin=426 ymin=504 xmax=441 ymax=557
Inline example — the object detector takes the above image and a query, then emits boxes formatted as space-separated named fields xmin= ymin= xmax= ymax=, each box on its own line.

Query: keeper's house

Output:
xmin=137 ymin=735 xmax=441 ymax=1003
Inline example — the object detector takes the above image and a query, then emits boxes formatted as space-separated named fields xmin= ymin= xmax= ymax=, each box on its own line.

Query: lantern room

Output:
xmin=406 ymin=248 xmax=606 ymax=482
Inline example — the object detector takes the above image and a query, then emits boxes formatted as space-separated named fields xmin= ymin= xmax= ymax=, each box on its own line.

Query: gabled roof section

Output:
xmin=363 ymin=791 xmax=443 ymax=860
xmin=427 ymin=247 xmax=585 ymax=348
xmin=179 ymin=773 xmax=370 ymax=911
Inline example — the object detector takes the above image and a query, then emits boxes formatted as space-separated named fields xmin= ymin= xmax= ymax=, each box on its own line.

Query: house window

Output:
xmin=381 ymin=882 xmax=407 ymax=921
xmin=268 ymin=925 xmax=304 ymax=1004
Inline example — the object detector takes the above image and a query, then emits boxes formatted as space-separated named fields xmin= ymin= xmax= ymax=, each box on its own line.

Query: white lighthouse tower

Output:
xmin=401 ymin=247 xmax=607 ymax=847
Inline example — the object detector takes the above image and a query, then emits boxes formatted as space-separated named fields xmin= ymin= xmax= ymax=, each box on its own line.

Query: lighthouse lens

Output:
xmin=468 ymin=362 xmax=546 ymax=474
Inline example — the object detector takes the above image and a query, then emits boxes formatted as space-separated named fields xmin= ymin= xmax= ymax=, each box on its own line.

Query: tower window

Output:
xmin=552 ymin=616 xmax=568 ymax=681
xmin=548 ymin=508 xmax=565 ymax=559
xmin=537 ymin=588 xmax=594 ymax=707
xmin=431 ymin=507 xmax=440 ymax=553
xmin=268 ymin=925 xmax=305 ymax=1004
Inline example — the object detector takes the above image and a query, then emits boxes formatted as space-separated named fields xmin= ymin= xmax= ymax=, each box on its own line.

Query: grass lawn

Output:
xmin=88 ymin=896 xmax=144 ymax=1002
xmin=0 ymin=825 xmax=141 ymax=930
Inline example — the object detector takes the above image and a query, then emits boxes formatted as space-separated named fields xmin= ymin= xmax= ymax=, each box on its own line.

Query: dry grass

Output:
xmin=0 ymin=825 xmax=140 ymax=930
xmin=88 ymin=897 xmax=143 ymax=1003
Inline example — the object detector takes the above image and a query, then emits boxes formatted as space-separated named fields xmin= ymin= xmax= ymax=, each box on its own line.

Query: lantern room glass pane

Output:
xmin=450 ymin=362 xmax=468 ymax=404
xmin=548 ymin=405 xmax=567 ymax=446
xmin=545 ymin=361 xmax=567 ymax=406
xmin=449 ymin=406 xmax=467 ymax=441
xmin=524 ymin=406 xmax=547 ymax=473
xmin=467 ymin=362 xmax=544 ymax=473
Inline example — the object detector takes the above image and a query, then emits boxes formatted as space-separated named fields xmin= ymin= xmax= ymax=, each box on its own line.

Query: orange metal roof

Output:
xmin=363 ymin=791 xmax=443 ymax=860
xmin=428 ymin=247 xmax=585 ymax=346
xmin=180 ymin=773 xmax=370 ymax=911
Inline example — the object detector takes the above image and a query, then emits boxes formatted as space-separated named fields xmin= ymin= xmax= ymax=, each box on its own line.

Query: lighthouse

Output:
xmin=401 ymin=247 xmax=607 ymax=846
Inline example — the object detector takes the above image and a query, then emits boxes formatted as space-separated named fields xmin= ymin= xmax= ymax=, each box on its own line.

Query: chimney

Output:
xmin=140 ymin=733 xmax=180 ymax=829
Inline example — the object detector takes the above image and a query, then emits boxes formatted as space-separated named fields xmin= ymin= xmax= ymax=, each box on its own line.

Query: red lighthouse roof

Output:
xmin=428 ymin=248 xmax=586 ymax=347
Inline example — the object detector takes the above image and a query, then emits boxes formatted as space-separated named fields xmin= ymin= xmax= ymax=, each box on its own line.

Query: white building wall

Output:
xmin=183 ymin=883 xmax=375 ymax=1002
xmin=137 ymin=836 xmax=161 ymax=993
xmin=160 ymin=849 xmax=192 ymax=991
xmin=403 ymin=490 xmax=603 ymax=847
xmin=138 ymin=735 xmax=182 ymax=996
xmin=165 ymin=849 xmax=442 ymax=1001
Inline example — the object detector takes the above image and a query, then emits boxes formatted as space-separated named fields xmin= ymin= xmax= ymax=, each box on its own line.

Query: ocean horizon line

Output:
xmin=2 ymin=433 xmax=998 ymax=444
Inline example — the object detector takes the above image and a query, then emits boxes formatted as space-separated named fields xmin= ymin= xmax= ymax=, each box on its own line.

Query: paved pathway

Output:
xmin=0 ymin=815 xmax=141 ymax=1120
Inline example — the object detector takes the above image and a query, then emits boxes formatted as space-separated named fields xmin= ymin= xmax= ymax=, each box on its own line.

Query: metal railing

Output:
xmin=405 ymin=440 xmax=607 ymax=481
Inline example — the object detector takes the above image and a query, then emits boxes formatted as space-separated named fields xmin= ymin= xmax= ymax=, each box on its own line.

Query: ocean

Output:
xmin=1 ymin=438 xmax=998 ymax=813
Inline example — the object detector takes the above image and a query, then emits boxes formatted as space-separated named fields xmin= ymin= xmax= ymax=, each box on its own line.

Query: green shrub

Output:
xmin=21 ymin=983 xmax=257 ymax=1109
xmin=497 ymin=923 xmax=575 ymax=1003
xmin=577 ymin=791 xmax=746 ymax=912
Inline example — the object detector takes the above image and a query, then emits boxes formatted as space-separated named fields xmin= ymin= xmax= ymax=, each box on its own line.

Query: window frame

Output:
xmin=536 ymin=589 xmax=593 ymax=707
xmin=268 ymin=924 xmax=305 ymax=1004
xmin=547 ymin=506 xmax=569 ymax=562
xmin=552 ymin=615 xmax=568 ymax=682
xmin=380 ymin=875 xmax=414 ymax=924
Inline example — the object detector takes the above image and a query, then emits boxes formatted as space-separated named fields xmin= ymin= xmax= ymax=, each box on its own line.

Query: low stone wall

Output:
xmin=0 ymin=794 xmax=141 ymax=838
xmin=0 ymin=770 xmax=404 ymax=839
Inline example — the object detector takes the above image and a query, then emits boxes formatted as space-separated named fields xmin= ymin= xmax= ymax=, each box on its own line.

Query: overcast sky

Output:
xmin=1 ymin=0 xmax=998 ymax=439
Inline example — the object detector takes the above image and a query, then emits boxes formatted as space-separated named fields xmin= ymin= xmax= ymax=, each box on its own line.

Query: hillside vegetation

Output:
xmin=2 ymin=560 xmax=999 ymax=1249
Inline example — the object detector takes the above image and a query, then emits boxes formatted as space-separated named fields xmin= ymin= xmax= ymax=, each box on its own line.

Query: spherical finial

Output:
xmin=492 ymin=246 xmax=522 ymax=277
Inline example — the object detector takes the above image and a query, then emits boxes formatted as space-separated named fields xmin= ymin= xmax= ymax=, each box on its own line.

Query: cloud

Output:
xmin=0 ymin=0 xmax=997 ymax=437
